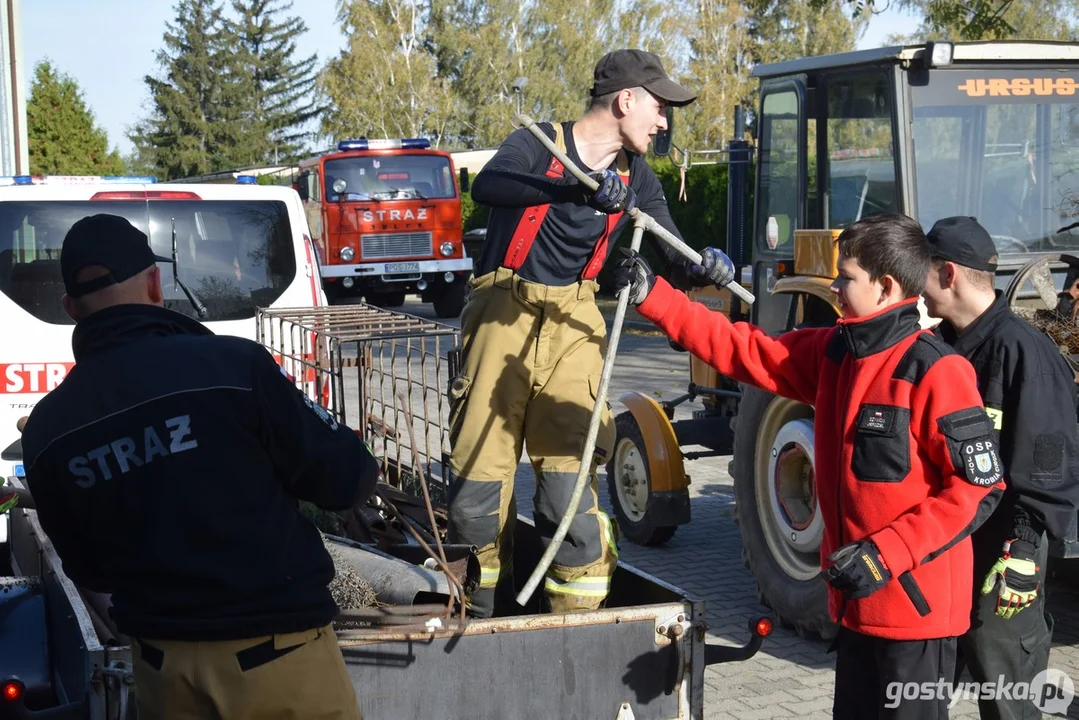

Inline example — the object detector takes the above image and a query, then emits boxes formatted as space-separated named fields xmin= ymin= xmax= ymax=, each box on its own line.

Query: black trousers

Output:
xmin=955 ymin=530 xmax=1053 ymax=720
xmin=833 ymin=627 xmax=958 ymax=720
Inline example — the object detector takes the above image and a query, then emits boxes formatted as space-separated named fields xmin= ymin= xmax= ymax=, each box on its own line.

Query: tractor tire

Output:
xmin=434 ymin=281 xmax=467 ymax=318
xmin=606 ymin=411 xmax=678 ymax=546
xmin=732 ymin=385 xmax=834 ymax=641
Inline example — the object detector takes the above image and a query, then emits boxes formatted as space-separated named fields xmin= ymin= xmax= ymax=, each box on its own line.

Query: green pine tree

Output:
xmin=221 ymin=0 xmax=323 ymax=164
xmin=130 ymin=0 xmax=230 ymax=180
xmin=26 ymin=60 xmax=125 ymax=176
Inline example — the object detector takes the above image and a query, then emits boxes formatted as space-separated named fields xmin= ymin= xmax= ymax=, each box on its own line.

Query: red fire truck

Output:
xmin=294 ymin=138 xmax=473 ymax=317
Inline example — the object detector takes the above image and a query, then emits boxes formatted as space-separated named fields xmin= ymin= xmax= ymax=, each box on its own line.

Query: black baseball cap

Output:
xmin=61 ymin=214 xmax=171 ymax=298
xmin=926 ymin=216 xmax=999 ymax=273
xmin=590 ymin=49 xmax=697 ymax=107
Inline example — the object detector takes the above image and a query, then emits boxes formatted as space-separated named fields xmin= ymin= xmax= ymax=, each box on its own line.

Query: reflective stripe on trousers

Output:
xmin=545 ymin=574 xmax=611 ymax=598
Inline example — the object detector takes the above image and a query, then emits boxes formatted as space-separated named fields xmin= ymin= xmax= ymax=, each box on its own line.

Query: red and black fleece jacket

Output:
xmin=638 ymin=279 xmax=1005 ymax=641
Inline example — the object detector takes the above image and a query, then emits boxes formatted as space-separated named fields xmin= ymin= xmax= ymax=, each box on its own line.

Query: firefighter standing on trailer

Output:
xmin=922 ymin=216 xmax=1079 ymax=720
xmin=447 ymin=49 xmax=734 ymax=617
xmin=19 ymin=215 xmax=379 ymax=720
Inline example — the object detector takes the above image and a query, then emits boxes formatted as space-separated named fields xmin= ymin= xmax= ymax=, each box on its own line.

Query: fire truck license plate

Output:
xmin=386 ymin=262 xmax=420 ymax=273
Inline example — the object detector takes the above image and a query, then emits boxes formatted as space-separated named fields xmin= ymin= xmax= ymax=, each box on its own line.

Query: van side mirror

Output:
xmin=653 ymin=106 xmax=675 ymax=157
xmin=459 ymin=168 xmax=470 ymax=194
xmin=296 ymin=173 xmax=309 ymax=201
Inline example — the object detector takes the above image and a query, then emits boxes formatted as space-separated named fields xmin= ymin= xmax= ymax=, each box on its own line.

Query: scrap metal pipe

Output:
xmin=327 ymin=541 xmax=452 ymax=607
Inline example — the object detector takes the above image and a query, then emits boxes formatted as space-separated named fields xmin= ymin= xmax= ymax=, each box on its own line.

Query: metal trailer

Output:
xmin=0 ymin=302 xmax=772 ymax=720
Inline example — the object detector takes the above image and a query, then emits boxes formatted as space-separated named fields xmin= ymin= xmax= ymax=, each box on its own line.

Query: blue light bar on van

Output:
xmin=99 ymin=176 xmax=159 ymax=184
xmin=237 ymin=175 xmax=257 ymax=184
xmin=337 ymin=138 xmax=431 ymax=151
xmin=0 ymin=175 xmax=159 ymax=186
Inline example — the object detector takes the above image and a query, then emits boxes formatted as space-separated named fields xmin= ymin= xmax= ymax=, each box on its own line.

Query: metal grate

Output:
xmin=361 ymin=232 xmax=433 ymax=260
xmin=256 ymin=304 xmax=460 ymax=503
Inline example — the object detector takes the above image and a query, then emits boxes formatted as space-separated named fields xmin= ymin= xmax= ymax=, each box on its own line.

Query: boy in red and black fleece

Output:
xmin=613 ymin=213 xmax=1004 ymax=719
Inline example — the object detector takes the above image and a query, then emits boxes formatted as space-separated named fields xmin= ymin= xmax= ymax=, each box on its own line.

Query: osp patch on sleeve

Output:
xmin=303 ymin=395 xmax=340 ymax=431
xmin=937 ymin=407 xmax=1003 ymax=487
xmin=960 ymin=437 xmax=1003 ymax=486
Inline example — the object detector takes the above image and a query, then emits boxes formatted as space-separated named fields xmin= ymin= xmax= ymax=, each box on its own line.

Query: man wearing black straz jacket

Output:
xmin=924 ymin=216 xmax=1079 ymax=720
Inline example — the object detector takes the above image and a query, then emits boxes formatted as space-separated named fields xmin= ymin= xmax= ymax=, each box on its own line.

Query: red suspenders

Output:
xmin=580 ymin=198 xmax=624 ymax=281
xmin=501 ymin=153 xmax=566 ymax=271
xmin=501 ymin=123 xmax=629 ymax=281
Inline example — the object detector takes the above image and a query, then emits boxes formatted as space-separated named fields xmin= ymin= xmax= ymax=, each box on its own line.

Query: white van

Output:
xmin=0 ymin=176 xmax=326 ymax=542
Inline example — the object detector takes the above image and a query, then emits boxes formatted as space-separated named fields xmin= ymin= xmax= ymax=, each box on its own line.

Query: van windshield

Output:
xmin=0 ymin=200 xmax=297 ymax=325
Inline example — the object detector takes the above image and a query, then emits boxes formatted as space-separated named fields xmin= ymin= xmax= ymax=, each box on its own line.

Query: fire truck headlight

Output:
xmin=440 ymin=242 xmax=454 ymax=257
xmin=340 ymin=247 xmax=355 ymax=262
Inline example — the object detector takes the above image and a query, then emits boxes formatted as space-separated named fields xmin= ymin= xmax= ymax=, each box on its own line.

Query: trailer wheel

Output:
xmin=606 ymin=412 xmax=677 ymax=546
xmin=434 ymin=281 xmax=467 ymax=318
xmin=732 ymin=385 xmax=833 ymax=640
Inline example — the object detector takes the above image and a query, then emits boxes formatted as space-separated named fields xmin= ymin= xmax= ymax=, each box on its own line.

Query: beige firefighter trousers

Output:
xmin=131 ymin=624 xmax=362 ymax=720
xmin=447 ymin=267 xmax=619 ymax=617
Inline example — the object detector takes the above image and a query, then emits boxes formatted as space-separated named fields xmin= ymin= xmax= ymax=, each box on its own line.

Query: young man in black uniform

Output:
xmin=448 ymin=48 xmax=736 ymax=617
xmin=923 ymin=216 xmax=1079 ymax=720
xmin=20 ymin=214 xmax=379 ymax=720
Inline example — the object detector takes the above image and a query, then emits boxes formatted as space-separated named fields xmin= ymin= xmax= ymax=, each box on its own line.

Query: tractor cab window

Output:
xmin=911 ymin=69 xmax=1079 ymax=256
xmin=824 ymin=72 xmax=899 ymax=228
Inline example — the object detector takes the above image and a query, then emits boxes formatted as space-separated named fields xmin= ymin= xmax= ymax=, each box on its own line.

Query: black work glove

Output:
xmin=687 ymin=247 xmax=736 ymax=289
xmin=612 ymin=248 xmax=656 ymax=306
xmin=587 ymin=169 xmax=636 ymax=214
xmin=824 ymin=540 xmax=892 ymax=600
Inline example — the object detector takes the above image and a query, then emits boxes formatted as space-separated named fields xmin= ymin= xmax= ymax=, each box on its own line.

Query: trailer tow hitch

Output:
xmin=97 ymin=662 xmax=134 ymax=720
xmin=703 ymin=615 xmax=775 ymax=665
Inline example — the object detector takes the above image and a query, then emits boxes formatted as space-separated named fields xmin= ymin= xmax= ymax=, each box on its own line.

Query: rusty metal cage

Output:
xmin=255 ymin=304 xmax=460 ymax=504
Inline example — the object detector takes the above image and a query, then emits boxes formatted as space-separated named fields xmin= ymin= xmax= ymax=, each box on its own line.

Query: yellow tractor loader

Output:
xmin=607 ymin=40 xmax=1079 ymax=639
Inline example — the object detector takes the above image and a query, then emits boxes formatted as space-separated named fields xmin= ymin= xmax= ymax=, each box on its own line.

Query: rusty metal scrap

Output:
xmin=1012 ymin=306 xmax=1079 ymax=370
xmin=257 ymin=303 xmax=467 ymax=630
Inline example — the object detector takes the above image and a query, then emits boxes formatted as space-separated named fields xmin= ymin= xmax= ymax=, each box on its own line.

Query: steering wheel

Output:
xmin=1005 ymin=253 xmax=1079 ymax=311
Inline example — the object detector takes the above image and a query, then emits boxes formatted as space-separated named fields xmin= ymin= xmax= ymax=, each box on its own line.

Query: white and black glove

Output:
xmin=587 ymin=169 xmax=636 ymax=214
xmin=687 ymin=247 xmax=736 ymax=289
xmin=612 ymin=248 xmax=656 ymax=306
xmin=982 ymin=538 xmax=1040 ymax=619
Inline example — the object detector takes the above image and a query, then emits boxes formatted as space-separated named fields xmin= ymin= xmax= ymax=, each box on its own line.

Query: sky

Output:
xmin=19 ymin=0 xmax=922 ymax=158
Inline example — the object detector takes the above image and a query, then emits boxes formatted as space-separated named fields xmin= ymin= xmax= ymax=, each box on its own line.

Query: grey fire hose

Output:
xmin=512 ymin=114 xmax=756 ymax=606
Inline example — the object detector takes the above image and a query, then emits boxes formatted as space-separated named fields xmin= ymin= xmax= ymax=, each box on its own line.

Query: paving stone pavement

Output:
xmin=396 ymin=299 xmax=1079 ymax=720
